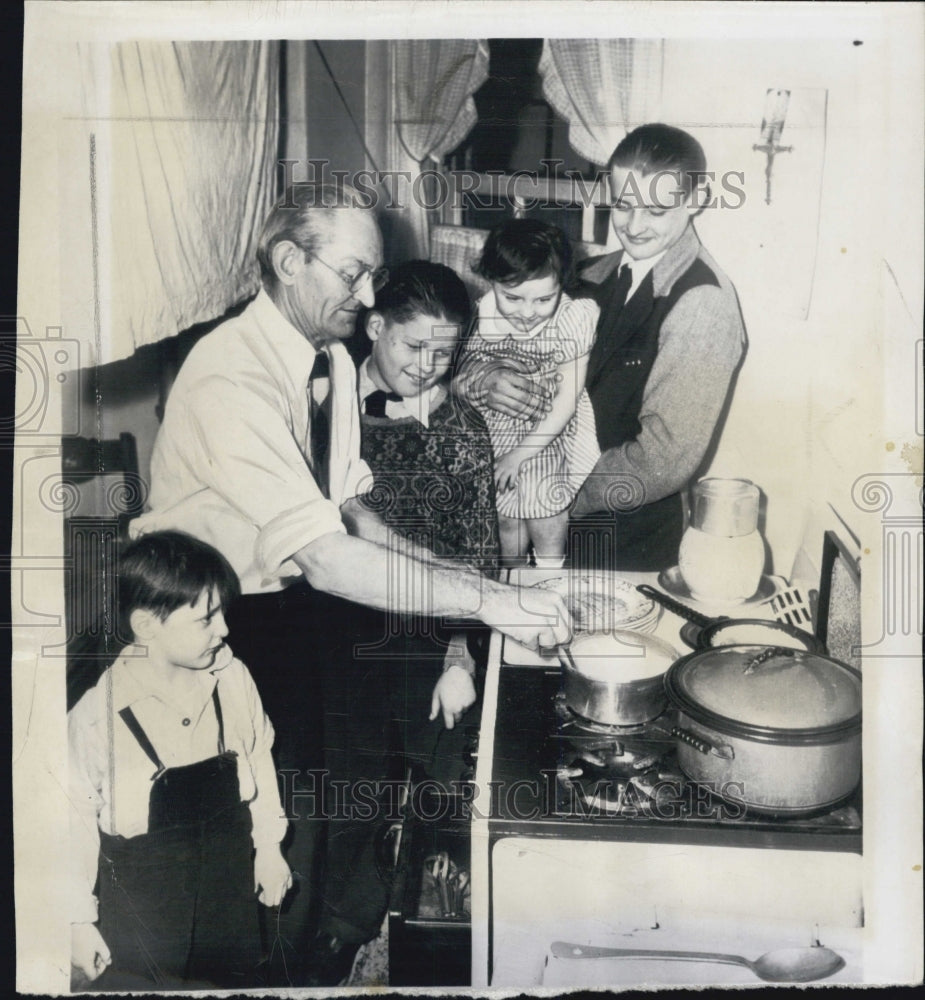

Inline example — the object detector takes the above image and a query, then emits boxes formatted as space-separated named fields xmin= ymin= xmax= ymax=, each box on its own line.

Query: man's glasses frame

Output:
xmin=308 ymin=253 xmax=389 ymax=295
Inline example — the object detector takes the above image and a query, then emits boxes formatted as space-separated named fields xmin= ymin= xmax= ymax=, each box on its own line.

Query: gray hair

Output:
xmin=256 ymin=182 xmax=372 ymax=287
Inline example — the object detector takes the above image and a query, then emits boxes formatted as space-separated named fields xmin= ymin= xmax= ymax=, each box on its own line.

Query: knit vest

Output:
xmin=578 ymin=256 xmax=720 ymax=450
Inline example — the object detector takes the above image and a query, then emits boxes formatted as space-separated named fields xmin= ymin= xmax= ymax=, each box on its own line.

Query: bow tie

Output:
xmin=364 ymin=389 xmax=403 ymax=417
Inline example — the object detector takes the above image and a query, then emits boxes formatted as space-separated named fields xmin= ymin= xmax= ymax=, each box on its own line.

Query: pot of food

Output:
xmin=664 ymin=645 xmax=862 ymax=814
xmin=636 ymin=584 xmax=825 ymax=653
xmin=560 ymin=630 xmax=680 ymax=727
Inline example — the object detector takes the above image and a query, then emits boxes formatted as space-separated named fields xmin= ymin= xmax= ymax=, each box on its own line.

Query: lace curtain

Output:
xmin=538 ymin=39 xmax=664 ymax=166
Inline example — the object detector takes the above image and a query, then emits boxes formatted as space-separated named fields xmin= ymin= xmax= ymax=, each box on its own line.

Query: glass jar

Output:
xmin=678 ymin=478 xmax=765 ymax=605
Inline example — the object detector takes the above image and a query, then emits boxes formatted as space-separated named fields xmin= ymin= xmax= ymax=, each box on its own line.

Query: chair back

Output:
xmin=61 ymin=433 xmax=145 ymax=707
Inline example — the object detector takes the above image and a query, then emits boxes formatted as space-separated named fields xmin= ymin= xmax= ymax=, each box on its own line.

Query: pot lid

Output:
xmin=666 ymin=646 xmax=861 ymax=731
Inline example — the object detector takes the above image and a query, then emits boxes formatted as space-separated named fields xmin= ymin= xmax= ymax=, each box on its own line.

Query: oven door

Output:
xmin=488 ymin=836 xmax=863 ymax=987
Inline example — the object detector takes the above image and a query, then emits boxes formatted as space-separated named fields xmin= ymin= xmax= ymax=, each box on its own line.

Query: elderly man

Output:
xmin=132 ymin=183 xmax=570 ymax=985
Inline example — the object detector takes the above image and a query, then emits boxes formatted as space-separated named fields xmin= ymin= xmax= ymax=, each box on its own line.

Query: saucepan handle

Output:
xmin=635 ymin=584 xmax=716 ymax=629
xmin=671 ymin=726 xmax=735 ymax=760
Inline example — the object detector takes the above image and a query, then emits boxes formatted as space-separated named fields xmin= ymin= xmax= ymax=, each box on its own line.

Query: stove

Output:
xmin=488 ymin=665 xmax=862 ymax=850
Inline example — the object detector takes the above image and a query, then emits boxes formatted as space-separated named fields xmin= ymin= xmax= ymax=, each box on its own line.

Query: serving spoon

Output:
xmin=549 ymin=941 xmax=845 ymax=983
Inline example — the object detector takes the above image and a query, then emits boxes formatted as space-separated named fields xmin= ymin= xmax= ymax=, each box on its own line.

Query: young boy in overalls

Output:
xmin=69 ymin=531 xmax=291 ymax=990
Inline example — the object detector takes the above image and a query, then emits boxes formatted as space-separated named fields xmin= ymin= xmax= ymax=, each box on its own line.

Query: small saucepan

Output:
xmin=635 ymin=584 xmax=826 ymax=654
xmin=559 ymin=630 xmax=681 ymax=727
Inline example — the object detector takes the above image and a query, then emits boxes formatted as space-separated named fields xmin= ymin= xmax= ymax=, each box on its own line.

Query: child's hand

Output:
xmin=254 ymin=844 xmax=293 ymax=907
xmin=495 ymin=451 xmax=523 ymax=492
xmin=71 ymin=922 xmax=111 ymax=983
xmin=430 ymin=665 xmax=477 ymax=729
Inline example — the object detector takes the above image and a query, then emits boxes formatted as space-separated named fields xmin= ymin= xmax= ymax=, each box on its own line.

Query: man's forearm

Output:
xmin=293 ymin=531 xmax=499 ymax=619
xmin=452 ymin=352 xmax=494 ymax=406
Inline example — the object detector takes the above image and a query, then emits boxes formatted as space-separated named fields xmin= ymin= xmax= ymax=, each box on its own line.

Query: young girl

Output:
xmin=456 ymin=219 xmax=600 ymax=567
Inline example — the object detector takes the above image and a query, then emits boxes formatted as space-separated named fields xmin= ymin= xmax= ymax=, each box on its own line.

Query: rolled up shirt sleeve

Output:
xmin=182 ymin=374 xmax=346 ymax=580
xmin=580 ymin=284 xmax=745 ymax=511
xmin=235 ymin=663 xmax=290 ymax=849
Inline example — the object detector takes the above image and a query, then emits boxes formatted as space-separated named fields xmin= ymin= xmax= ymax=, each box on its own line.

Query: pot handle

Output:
xmin=635 ymin=585 xmax=716 ymax=629
xmin=671 ymin=726 xmax=735 ymax=760
xmin=742 ymin=646 xmax=796 ymax=674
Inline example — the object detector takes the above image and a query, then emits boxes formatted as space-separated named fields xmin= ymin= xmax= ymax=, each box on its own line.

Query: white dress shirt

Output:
xmin=623 ymin=248 xmax=667 ymax=301
xmin=68 ymin=645 xmax=288 ymax=923
xmin=132 ymin=289 xmax=372 ymax=594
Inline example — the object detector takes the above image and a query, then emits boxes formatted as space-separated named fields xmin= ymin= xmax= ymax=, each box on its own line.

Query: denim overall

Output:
xmin=95 ymin=687 xmax=260 ymax=990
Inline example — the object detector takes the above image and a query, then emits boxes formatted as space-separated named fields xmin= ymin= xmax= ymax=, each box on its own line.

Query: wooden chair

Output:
xmin=61 ymin=432 xmax=146 ymax=708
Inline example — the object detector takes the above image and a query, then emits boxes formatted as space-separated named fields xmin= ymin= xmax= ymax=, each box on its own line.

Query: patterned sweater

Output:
xmin=359 ymin=390 xmax=500 ymax=578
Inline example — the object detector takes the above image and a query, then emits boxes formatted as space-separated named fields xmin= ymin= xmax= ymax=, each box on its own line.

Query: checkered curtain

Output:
xmin=538 ymin=39 xmax=664 ymax=166
xmin=391 ymin=40 xmax=490 ymax=256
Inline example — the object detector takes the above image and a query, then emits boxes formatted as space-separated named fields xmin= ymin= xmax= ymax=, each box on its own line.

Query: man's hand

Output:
xmin=480 ymin=582 xmax=572 ymax=651
xmin=430 ymin=665 xmax=477 ymax=729
xmin=254 ymin=844 xmax=293 ymax=907
xmin=475 ymin=364 xmax=552 ymax=421
xmin=71 ymin=922 xmax=111 ymax=984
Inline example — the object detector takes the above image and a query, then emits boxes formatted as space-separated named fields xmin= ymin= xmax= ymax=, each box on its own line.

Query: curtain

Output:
xmin=65 ymin=40 xmax=279 ymax=366
xmin=538 ymin=39 xmax=664 ymax=166
xmin=389 ymin=40 xmax=489 ymax=257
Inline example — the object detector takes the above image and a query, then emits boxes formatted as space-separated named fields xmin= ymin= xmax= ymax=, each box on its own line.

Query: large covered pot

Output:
xmin=561 ymin=630 xmax=680 ymax=726
xmin=664 ymin=645 xmax=861 ymax=815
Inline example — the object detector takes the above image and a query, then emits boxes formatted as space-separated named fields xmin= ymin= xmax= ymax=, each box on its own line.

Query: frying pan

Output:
xmin=635 ymin=584 xmax=826 ymax=654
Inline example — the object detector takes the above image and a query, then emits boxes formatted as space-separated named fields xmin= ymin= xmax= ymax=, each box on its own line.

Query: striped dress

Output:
xmin=462 ymin=291 xmax=601 ymax=519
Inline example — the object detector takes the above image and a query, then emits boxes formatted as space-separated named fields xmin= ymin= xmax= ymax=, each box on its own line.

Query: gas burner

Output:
xmin=552 ymin=691 xmax=675 ymax=740
xmin=555 ymin=756 xmax=691 ymax=818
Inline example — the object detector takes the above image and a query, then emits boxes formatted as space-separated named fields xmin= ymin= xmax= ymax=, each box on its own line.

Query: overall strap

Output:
xmin=118 ymin=706 xmax=165 ymax=775
xmin=211 ymin=686 xmax=226 ymax=754
xmin=119 ymin=686 xmax=226 ymax=773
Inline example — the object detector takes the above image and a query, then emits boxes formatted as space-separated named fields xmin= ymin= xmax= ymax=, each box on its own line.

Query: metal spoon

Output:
xmin=549 ymin=941 xmax=845 ymax=983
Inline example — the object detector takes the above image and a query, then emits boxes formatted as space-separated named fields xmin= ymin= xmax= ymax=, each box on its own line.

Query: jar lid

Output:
xmin=666 ymin=646 xmax=861 ymax=733
xmin=691 ymin=478 xmax=760 ymax=536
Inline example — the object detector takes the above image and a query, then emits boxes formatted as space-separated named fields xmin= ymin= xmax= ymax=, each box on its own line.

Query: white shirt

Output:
xmin=131 ymin=289 xmax=372 ymax=594
xmin=357 ymin=357 xmax=440 ymax=429
xmin=624 ymin=249 xmax=668 ymax=301
xmin=68 ymin=645 xmax=288 ymax=923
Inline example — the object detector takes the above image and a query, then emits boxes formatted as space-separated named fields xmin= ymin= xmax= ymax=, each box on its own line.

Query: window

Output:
xmin=441 ymin=40 xmax=611 ymax=244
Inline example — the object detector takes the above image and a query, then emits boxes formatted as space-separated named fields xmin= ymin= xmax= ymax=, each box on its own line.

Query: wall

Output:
xmin=660 ymin=36 xmax=893 ymax=577
xmin=288 ymin=40 xmax=368 ymax=180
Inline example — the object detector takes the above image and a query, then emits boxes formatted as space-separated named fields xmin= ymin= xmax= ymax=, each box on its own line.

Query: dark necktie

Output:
xmin=363 ymin=389 xmax=403 ymax=417
xmin=608 ymin=261 xmax=633 ymax=315
xmin=308 ymin=350 xmax=330 ymax=496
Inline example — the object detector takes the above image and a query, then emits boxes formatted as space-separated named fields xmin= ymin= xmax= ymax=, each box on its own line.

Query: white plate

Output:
xmin=658 ymin=565 xmax=783 ymax=611
xmin=531 ymin=573 xmax=659 ymax=633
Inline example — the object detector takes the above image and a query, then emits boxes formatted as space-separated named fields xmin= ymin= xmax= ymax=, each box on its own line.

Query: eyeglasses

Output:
xmin=308 ymin=253 xmax=389 ymax=295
